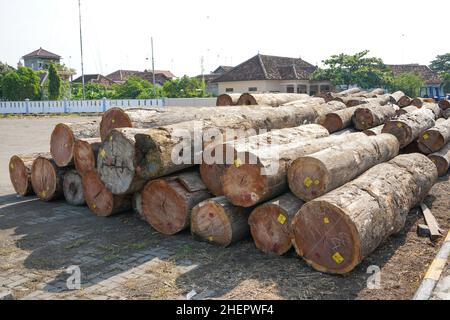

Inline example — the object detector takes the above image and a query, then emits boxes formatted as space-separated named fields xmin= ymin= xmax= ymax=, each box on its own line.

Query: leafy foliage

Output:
xmin=429 ymin=53 xmax=450 ymax=94
xmin=388 ymin=73 xmax=424 ymax=98
xmin=313 ymin=50 xmax=391 ymax=89
xmin=162 ymin=76 xmax=206 ymax=98
xmin=71 ymin=83 xmax=116 ymax=100
xmin=48 ymin=63 xmax=61 ymax=100
xmin=1 ymin=67 xmax=40 ymax=101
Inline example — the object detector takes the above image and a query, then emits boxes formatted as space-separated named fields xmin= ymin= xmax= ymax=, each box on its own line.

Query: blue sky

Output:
xmin=0 ymin=0 xmax=449 ymax=78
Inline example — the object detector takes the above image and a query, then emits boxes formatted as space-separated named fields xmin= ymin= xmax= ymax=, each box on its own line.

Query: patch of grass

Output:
xmin=65 ymin=239 xmax=90 ymax=250
xmin=126 ymin=241 xmax=149 ymax=251
xmin=102 ymin=254 xmax=120 ymax=263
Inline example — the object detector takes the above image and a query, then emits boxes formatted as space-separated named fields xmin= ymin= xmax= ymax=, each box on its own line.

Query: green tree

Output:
xmin=312 ymin=50 xmax=391 ymax=89
xmin=114 ymin=76 xmax=158 ymax=99
xmin=71 ymin=82 xmax=116 ymax=100
xmin=48 ymin=63 xmax=61 ymax=100
xmin=429 ymin=53 xmax=450 ymax=94
xmin=388 ymin=73 xmax=424 ymax=98
xmin=2 ymin=67 xmax=40 ymax=101
xmin=162 ymin=76 xmax=206 ymax=98
xmin=0 ymin=62 xmax=14 ymax=99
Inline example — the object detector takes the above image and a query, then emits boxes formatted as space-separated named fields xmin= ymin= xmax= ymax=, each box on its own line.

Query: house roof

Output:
xmin=387 ymin=64 xmax=442 ymax=85
xmin=72 ymin=74 xmax=115 ymax=84
xmin=213 ymin=66 xmax=234 ymax=74
xmin=106 ymin=69 xmax=175 ymax=82
xmin=22 ymin=48 xmax=61 ymax=60
xmin=213 ymin=54 xmax=317 ymax=83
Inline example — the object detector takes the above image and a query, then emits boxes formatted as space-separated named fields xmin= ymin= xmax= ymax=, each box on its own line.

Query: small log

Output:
xmin=82 ymin=171 xmax=131 ymax=217
xmin=248 ymin=193 xmax=304 ymax=255
xmin=438 ymin=99 xmax=450 ymax=110
xmin=50 ymin=121 xmax=100 ymax=167
xmin=141 ymin=171 xmax=212 ymax=235
xmin=288 ymin=134 xmax=399 ymax=201
xmin=200 ymin=124 xmax=330 ymax=196
xmin=417 ymin=118 xmax=450 ymax=154
xmin=369 ymin=88 xmax=385 ymax=96
xmin=237 ymin=93 xmax=311 ymax=107
xmin=9 ymin=153 xmax=50 ymax=196
xmin=395 ymin=105 xmax=418 ymax=116
xmin=363 ymin=124 xmax=384 ymax=136
xmin=31 ymin=156 xmax=71 ymax=201
xmin=191 ymin=196 xmax=252 ymax=247
xmin=389 ymin=91 xmax=406 ymax=105
xmin=320 ymin=106 xmax=359 ymax=133
xmin=398 ymin=95 xmax=412 ymax=107
xmin=421 ymin=102 xmax=441 ymax=119
xmin=73 ymin=138 xmax=102 ymax=176
xmin=411 ymin=97 xmax=435 ymax=107
xmin=291 ymin=153 xmax=438 ymax=274
xmin=341 ymin=96 xmax=368 ymax=108
xmin=216 ymin=94 xmax=241 ymax=106
xmin=63 ymin=170 xmax=85 ymax=206
xmin=382 ymin=109 xmax=436 ymax=148
xmin=364 ymin=94 xmax=390 ymax=106
xmin=221 ymin=132 xmax=368 ymax=207
xmin=353 ymin=104 xmax=397 ymax=130
xmin=339 ymin=87 xmax=361 ymax=96
xmin=428 ymin=142 xmax=450 ymax=176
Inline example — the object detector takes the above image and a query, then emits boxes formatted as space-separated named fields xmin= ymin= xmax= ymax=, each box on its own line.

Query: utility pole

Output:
xmin=78 ymin=0 xmax=86 ymax=100
xmin=151 ymin=37 xmax=156 ymax=97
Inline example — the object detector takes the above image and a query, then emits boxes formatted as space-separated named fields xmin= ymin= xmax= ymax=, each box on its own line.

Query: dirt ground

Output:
xmin=0 ymin=116 xmax=449 ymax=300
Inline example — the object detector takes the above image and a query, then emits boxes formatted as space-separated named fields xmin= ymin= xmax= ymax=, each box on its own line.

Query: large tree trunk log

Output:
xmin=288 ymin=134 xmax=399 ymax=201
xmin=389 ymin=91 xmax=406 ymax=105
xmin=369 ymin=88 xmax=385 ymax=96
xmin=411 ymin=97 xmax=435 ymax=107
xmin=382 ymin=109 xmax=436 ymax=148
xmin=31 ymin=156 xmax=71 ymax=201
xmin=200 ymin=124 xmax=330 ymax=196
xmin=82 ymin=171 xmax=131 ymax=217
xmin=216 ymin=94 xmax=241 ymax=106
xmin=428 ymin=142 xmax=450 ymax=176
xmin=9 ymin=153 xmax=50 ymax=196
xmin=417 ymin=118 xmax=450 ymax=154
xmin=222 ymin=132 xmax=368 ymax=207
xmin=353 ymin=104 xmax=397 ymax=130
xmin=63 ymin=170 xmax=85 ymax=206
xmin=74 ymin=138 xmax=102 ymax=176
xmin=395 ymin=105 xmax=418 ymax=116
xmin=421 ymin=102 xmax=441 ymax=119
xmin=363 ymin=124 xmax=384 ymax=136
xmin=191 ymin=196 xmax=252 ymax=247
xmin=99 ymin=105 xmax=330 ymax=195
xmin=141 ymin=171 xmax=212 ymax=235
xmin=291 ymin=153 xmax=438 ymax=274
xmin=339 ymin=87 xmax=361 ymax=96
xmin=50 ymin=121 xmax=100 ymax=167
xmin=340 ymin=96 xmax=368 ymax=108
xmin=320 ymin=106 xmax=359 ymax=133
xmin=237 ymin=93 xmax=311 ymax=107
xmin=364 ymin=94 xmax=390 ymax=106
xmin=439 ymin=99 xmax=450 ymax=110
xmin=248 ymin=193 xmax=304 ymax=255
xmin=282 ymin=97 xmax=326 ymax=106
xmin=283 ymin=100 xmax=347 ymax=124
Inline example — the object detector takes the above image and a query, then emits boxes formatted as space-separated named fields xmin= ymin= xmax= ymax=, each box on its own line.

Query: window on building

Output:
xmin=286 ymin=85 xmax=295 ymax=93
xmin=226 ymin=88 xmax=234 ymax=93
xmin=309 ymin=85 xmax=319 ymax=96
xmin=320 ymin=85 xmax=330 ymax=93
xmin=297 ymin=85 xmax=307 ymax=94
xmin=248 ymin=87 xmax=257 ymax=92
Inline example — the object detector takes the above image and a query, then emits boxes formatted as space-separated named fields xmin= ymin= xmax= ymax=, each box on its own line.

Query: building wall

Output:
xmin=217 ymin=80 xmax=332 ymax=95
xmin=24 ymin=57 xmax=60 ymax=71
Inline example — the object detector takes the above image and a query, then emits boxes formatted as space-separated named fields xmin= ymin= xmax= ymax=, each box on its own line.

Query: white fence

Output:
xmin=0 ymin=97 xmax=217 ymax=114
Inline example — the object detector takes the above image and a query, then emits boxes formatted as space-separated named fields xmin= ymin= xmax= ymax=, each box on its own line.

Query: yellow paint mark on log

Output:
xmin=208 ymin=236 xmax=213 ymax=242
xmin=396 ymin=123 xmax=402 ymax=128
xmin=93 ymin=204 xmax=97 ymax=209
xmin=277 ymin=214 xmax=286 ymax=225
xmin=112 ymin=119 xmax=115 ymax=124
xmin=314 ymin=179 xmax=320 ymax=185
xmin=423 ymin=133 xmax=429 ymax=140
xmin=41 ymin=191 xmax=47 ymax=198
xmin=109 ymin=135 xmax=113 ymax=142
xmin=10 ymin=163 xmax=14 ymax=169
xmin=332 ymin=252 xmax=344 ymax=264
xmin=303 ymin=177 xmax=313 ymax=188
xmin=324 ymin=217 xmax=330 ymax=224
xmin=234 ymin=159 xmax=242 ymax=168
xmin=99 ymin=149 xmax=106 ymax=158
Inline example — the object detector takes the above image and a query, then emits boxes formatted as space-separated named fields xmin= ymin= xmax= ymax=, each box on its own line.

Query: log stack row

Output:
xmin=8 ymin=90 xmax=447 ymax=275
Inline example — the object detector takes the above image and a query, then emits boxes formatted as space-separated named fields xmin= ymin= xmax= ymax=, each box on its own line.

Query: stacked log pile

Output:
xmin=8 ymin=90 xmax=449 ymax=275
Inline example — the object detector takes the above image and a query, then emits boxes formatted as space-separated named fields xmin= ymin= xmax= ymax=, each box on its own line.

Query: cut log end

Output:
xmin=191 ymin=201 xmax=233 ymax=247
xmin=141 ymin=180 xmax=188 ymax=235
xmin=237 ymin=93 xmax=257 ymax=106
xmin=418 ymin=131 xmax=445 ymax=154
xmin=100 ymin=107 xmax=133 ymax=141
xmin=50 ymin=123 xmax=75 ymax=167
xmin=9 ymin=156 xmax=32 ymax=196
xmin=428 ymin=155 xmax=449 ymax=177
xmin=292 ymin=200 xmax=360 ymax=274
xmin=63 ymin=171 xmax=85 ymax=206
xmin=31 ymin=157 xmax=58 ymax=202
xmin=381 ymin=121 xmax=410 ymax=148
xmin=288 ymin=157 xmax=329 ymax=201
xmin=354 ymin=108 xmax=374 ymax=130
xmin=199 ymin=163 xmax=226 ymax=196
xmin=322 ymin=114 xmax=343 ymax=133
xmin=74 ymin=139 xmax=99 ymax=176
xmin=248 ymin=204 xmax=292 ymax=255
xmin=216 ymin=94 xmax=233 ymax=107
xmin=222 ymin=163 xmax=266 ymax=207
